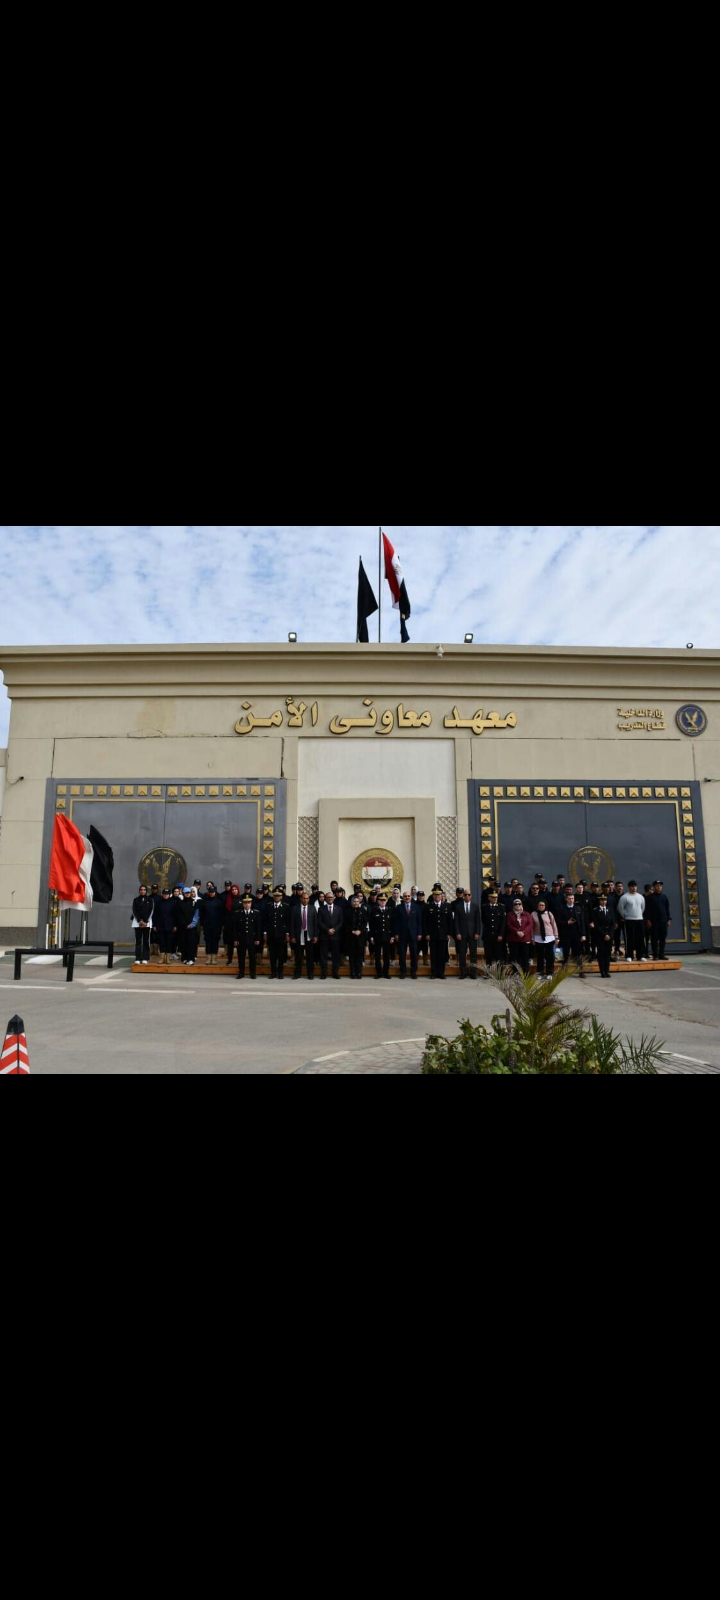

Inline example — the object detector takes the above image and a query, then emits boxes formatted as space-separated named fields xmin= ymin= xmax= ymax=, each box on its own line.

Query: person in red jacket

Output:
xmin=506 ymin=899 xmax=534 ymax=973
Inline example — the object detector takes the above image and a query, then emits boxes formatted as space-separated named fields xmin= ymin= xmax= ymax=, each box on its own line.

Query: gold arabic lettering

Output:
xmin=444 ymin=708 xmax=518 ymax=735
xmin=236 ymin=698 xmax=518 ymax=736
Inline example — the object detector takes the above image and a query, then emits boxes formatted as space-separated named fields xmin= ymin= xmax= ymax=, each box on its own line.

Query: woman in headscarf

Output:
xmin=200 ymin=883 xmax=225 ymax=966
xmin=176 ymin=887 xmax=200 ymax=966
xmin=506 ymin=899 xmax=534 ymax=974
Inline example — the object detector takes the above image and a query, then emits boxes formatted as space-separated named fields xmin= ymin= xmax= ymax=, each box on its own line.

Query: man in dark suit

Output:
xmin=233 ymin=894 xmax=262 ymax=980
xmin=289 ymin=892 xmax=319 ymax=979
xmin=452 ymin=889 xmax=482 ymax=978
xmin=396 ymin=891 xmax=423 ymax=979
xmin=265 ymin=887 xmax=289 ymax=980
xmin=318 ymin=892 xmax=343 ymax=979
xmin=370 ymin=895 xmax=396 ymax=979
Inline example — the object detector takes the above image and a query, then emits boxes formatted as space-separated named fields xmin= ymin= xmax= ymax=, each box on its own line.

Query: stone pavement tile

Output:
xmin=295 ymin=1040 xmax=426 ymax=1074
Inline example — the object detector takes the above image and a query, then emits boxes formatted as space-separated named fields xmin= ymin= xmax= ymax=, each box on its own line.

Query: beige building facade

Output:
xmin=0 ymin=642 xmax=717 ymax=949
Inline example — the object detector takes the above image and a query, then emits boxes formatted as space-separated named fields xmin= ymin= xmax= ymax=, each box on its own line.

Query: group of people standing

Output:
xmin=221 ymin=881 xmax=479 ymax=982
xmin=131 ymin=871 xmax=672 ymax=981
xmin=480 ymin=875 xmax=672 ymax=978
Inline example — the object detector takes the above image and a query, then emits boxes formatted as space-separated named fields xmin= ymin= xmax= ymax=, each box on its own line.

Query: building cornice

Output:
xmin=1 ymin=642 xmax=719 ymax=700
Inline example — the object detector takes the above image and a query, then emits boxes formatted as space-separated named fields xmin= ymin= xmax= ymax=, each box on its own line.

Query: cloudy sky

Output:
xmin=1 ymin=524 xmax=717 ymax=744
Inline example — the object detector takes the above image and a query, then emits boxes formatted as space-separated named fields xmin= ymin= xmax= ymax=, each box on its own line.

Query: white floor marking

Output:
xmin=26 ymin=956 xmax=62 ymax=965
xmin=671 ymin=969 xmax=720 ymax=983
xmin=382 ymin=1038 xmax=428 ymax=1046
xmin=631 ymin=987 xmax=720 ymax=993
xmin=665 ymin=1052 xmax=714 ymax=1067
xmin=313 ymin=1052 xmax=351 ymax=1063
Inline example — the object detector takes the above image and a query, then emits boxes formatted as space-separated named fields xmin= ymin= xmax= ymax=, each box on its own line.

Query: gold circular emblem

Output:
xmin=138 ymin=847 xmax=188 ymax=891
xmin=568 ymin=846 xmax=616 ymax=886
xmin=676 ymin=704 xmax=708 ymax=737
xmin=350 ymin=848 xmax=406 ymax=895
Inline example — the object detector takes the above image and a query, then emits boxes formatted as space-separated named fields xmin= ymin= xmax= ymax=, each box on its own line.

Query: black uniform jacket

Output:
xmin=481 ymin=904 xmax=507 ymax=941
xmin=557 ymin=904 xmax=586 ymax=941
xmin=154 ymin=897 xmax=176 ymax=933
xmin=346 ymin=905 xmax=369 ymax=940
xmin=233 ymin=907 xmax=262 ymax=945
xmin=425 ymin=902 xmax=450 ymax=940
xmin=174 ymin=899 xmax=196 ymax=932
xmin=200 ymin=895 xmax=225 ymax=940
xmin=590 ymin=906 xmax=616 ymax=937
xmin=265 ymin=902 xmax=290 ymax=939
xmin=370 ymin=908 xmax=396 ymax=944
xmin=132 ymin=895 xmax=153 ymax=925
xmin=646 ymin=893 xmax=671 ymax=927
xmin=290 ymin=903 xmax=319 ymax=942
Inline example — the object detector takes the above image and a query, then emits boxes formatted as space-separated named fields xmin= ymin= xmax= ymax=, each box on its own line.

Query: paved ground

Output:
xmin=1 ymin=952 xmax=719 ymax=1074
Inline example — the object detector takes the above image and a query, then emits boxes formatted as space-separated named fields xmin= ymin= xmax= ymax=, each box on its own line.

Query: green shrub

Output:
xmin=422 ymin=967 xmax=662 ymax=1075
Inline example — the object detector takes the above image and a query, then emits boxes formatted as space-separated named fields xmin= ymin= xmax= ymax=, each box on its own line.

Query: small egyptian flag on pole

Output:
xmin=382 ymin=531 xmax=412 ymax=643
xmin=2 ymin=1015 xmax=30 ymax=1075
xmin=357 ymin=557 xmax=379 ymax=643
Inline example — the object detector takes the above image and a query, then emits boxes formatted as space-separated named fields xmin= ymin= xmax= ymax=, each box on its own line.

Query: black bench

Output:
xmin=14 ymin=948 xmax=76 ymax=982
xmin=61 ymin=941 xmax=114 ymax=970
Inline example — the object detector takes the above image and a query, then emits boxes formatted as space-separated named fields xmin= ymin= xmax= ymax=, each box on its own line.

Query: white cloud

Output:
xmin=0 ymin=524 xmax=717 ymax=745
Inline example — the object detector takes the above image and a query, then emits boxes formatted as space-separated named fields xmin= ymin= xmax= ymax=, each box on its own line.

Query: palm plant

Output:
xmin=480 ymin=963 xmax=590 ymax=1073
xmin=477 ymin=964 xmax=661 ymax=1074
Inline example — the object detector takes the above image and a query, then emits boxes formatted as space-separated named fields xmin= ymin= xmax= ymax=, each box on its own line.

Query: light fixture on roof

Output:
xmin=686 ymin=643 xmax=694 ymax=649
xmin=288 ymin=632 xmax=298 ymax=644
xmin=464 ymin=633 xmax=474 ymax=644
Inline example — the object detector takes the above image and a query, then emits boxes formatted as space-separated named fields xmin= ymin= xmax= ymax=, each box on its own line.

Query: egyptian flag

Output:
xmin=357 ymin=558 xmax=378 ymax=643
xmin=88 ymin=825 xmax=114 ymax=904
xmin=48 ymin=815 xmax=114 ymax=912
xmin=382 ymin=532 xmax=412 ymax=643
xmin=2 ymin=1016 xmax=30 ymax=1075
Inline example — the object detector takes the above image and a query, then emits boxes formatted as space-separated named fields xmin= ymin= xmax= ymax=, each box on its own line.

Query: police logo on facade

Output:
xmin=568 ymin=846 xmax=616 ymax=886
xmin=676 ymin=705 xmax=708 ymax=737
xmin=139 ymin=848 xmax=188 ymax=890
xmin=350 ymin=848 xmax=405 ymax=894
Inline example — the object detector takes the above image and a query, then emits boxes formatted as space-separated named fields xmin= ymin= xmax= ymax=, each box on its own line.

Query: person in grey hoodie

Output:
xmin=617 ymin=881 xmax=646 ymax=962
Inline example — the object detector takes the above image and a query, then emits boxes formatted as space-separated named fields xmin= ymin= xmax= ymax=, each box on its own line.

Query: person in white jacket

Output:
xmin=531 ymin=901 xmax=559 ymax=978
xmin=617 ymin=881 xmax=646 ymax=962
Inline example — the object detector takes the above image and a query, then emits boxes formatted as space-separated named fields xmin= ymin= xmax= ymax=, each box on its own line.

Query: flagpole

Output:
xmin=378 ymin=527 xmax=382 ymax=644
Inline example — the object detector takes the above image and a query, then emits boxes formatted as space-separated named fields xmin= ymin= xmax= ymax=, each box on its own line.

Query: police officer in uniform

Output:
xmin=590 ymin=894 xmax=616 ymax=978
xmin=426 ymin=885 xmax=450 ymax=980
xmin=481 ymin=891 xmax=507 ymax=967
xmin=265 ymin=887 xmax=289 ymax=979
xmin=234 ymin=893 xmax=262 ymax=980
xmin=371 ymin=894 xmax=396 ymax=979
